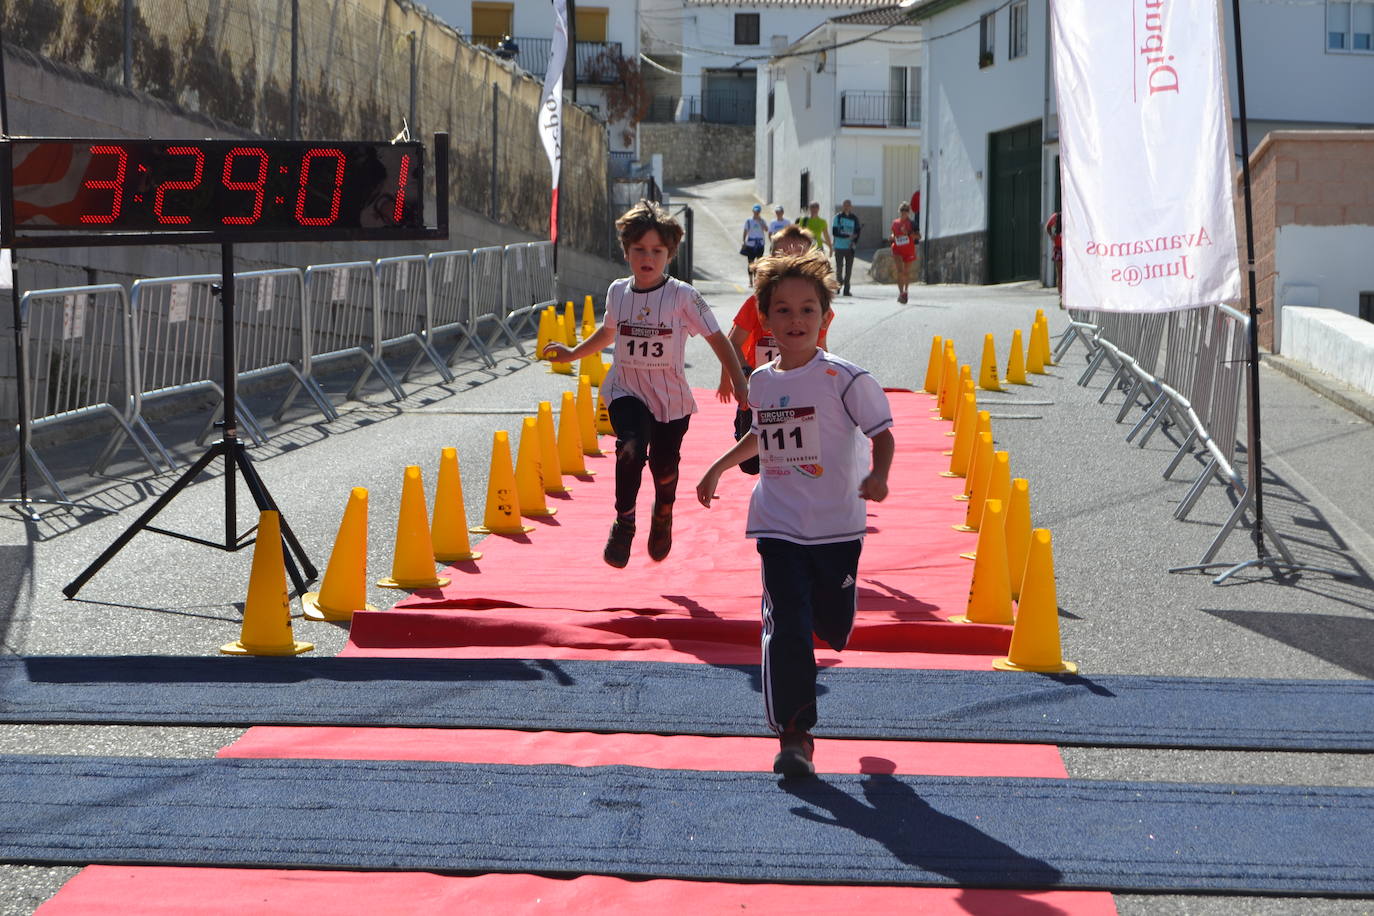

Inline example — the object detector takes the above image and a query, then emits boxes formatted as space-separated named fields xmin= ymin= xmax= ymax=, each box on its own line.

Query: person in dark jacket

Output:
xmin=831 ymin=200 xmax=862 ymax=297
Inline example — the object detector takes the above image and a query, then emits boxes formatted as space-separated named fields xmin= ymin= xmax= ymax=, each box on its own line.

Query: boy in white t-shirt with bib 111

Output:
xmin=695 ymin=251 xmax=894 ymax=779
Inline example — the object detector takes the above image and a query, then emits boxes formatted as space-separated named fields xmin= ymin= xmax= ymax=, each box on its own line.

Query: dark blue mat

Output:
xmin=1 ymin=754 xmax=1371 ymax=894
xmin=3 ymin=655 xmax=1373 ymax=750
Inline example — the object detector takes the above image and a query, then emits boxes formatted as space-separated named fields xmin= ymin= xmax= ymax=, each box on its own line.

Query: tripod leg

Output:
xmin=63 ymin=445 xmax=223 ymax=598
xmin=231 ymin=442 xmax=317 ymax=593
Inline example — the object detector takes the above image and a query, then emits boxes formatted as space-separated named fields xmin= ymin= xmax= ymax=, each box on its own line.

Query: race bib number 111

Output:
xmin=756 ymin=405 xmax=820 ymax=466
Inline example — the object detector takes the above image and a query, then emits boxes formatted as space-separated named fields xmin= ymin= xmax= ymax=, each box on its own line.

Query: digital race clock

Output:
xmin=2 ymin=138 xmax=440 ymax=246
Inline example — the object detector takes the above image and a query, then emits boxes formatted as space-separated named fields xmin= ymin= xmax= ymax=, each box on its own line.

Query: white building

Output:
xmin=638 ymin=0 xmax=898 ymax=127
xmin=759 ymin=7 xmax=923 ymax=242
xmin=420 ymin=0 xmax=642 ymax=153
xmin=906 ymin=0 xmax=1374 ymax=286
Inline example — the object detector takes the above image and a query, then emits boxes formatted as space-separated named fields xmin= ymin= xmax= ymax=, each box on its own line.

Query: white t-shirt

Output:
xmin=743 ymin=218 xmax=768 ymax=245
xmin=768 ymin=218 xmax=789 ymax=234
xmin=601 ymin=275 xmax=722 ymax=422
xmin=745 ymin=349 xmax=893 ymax=545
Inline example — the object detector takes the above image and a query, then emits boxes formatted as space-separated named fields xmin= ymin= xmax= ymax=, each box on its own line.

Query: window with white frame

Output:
xmin=979 ymin=11 xmax=996 ymax=67
xmin=1328 ymin=1 xmax=1374 ymax=51
xmin=1009 ymin=1 xmax=1029 ymax=59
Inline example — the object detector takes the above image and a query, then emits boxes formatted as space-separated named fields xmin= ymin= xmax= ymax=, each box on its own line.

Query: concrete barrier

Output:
xmin=1280 ymin=306 xmax=1374 ymax=399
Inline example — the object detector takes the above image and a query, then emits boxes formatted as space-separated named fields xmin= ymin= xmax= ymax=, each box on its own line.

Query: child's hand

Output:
xmin=716 ymin=373 xmax=734 ymax=404
xmin=695 ymin=470 xmax=721 ymax=508
xmin=543 ymin=342 xmax=572 ymax=363
xmin=731 ymin=377 xmax=750 ymax=409
xmin=859 ymin=473 xmax=888 ymax=502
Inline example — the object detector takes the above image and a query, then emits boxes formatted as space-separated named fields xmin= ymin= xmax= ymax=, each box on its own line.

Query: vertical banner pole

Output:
xmin=0 ymin=26 xmax=35 ymax=519
xmin=539 ymin=0 xmax=569 ymax=275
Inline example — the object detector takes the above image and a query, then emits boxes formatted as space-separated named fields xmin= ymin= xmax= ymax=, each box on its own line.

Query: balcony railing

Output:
xmin=839 ymin=91 xmax=921 ymax=128
xmin=644 ymin=93 xmax=756 ymax=126
xmin=472 ymin=35 xmax=623 ymax=85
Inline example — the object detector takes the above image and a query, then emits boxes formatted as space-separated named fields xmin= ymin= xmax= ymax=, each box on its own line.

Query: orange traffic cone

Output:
xmin=947 ymin=376 xmax=974 ymax=440
xmin=1027 ymin=318 xmax=1047 ymax=375
xmin=955 ymin=431 xmax=993 ymax=517
xmin=961 ymin=450 xmax=1009 ymax=558
xmin=922 ymin=335 xmax=943 ymax=394
xmin=563 ymin=301 xmax=579 ymax=346
xmin=595 ymin=391 xmax=614 ymax=436
xmin=933 ymin=341 xmax=955 ymax=413
xmin=222 ymin=510 xmax=313 ymax=655
xmin=582 ymin=294 xmax=596 ymax=340
xmin=303 ymin=488 xmax=377 ymax=622
xmin=558 ymin=391 xmax=593 ymax=476
xmin=537 ymin=401 xmax=572 ymax=495
xmin=580 ymin=352 xmax=601 ymax=388
xmin=515 ymin=417 xmax=556 ymax=518
xmin=978 ymin=333 xmax=1003 ymax=391
xmin=470 ymin=430 xmax=534 ymax=535
xmin=994 ymin=529 xmax=1078 ymax=672
xmin=378 ymin=466 xmax=451 ymax=589
xmin=551 ymin=316 xmax=573 ymax=375
xmin=937 ymin=351 xmax=960 ymax=420
xmin=941 ymin=393 xmax=977 ymax=475
xmin=1005 ymin=329 xmax=1029 ymax=385
xmin=1004 ymin=478 xmax=1032 ymax=601
xmin=577 ymin=375 xmax=606 ymax=456
xmin=1035 ymin=309 xmax=1054 ymax=365
xmin=432 ymin=447 xmax=481 ymax=563
xmin=951 ymin=498 xmax=1013 ymax=625
xmin=535 ymin=306 xmax=554 ymax=361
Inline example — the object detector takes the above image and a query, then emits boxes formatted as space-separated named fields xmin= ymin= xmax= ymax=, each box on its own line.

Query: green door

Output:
xmin=988 ymin=121 xmax=1042 ymax=283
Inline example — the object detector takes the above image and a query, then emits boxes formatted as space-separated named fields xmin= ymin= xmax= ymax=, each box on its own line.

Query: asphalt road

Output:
xmin=1 ymin=177 xmax=1372 ymax=914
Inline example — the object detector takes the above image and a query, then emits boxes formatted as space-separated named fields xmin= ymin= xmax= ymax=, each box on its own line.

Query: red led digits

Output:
xmin=295 ymin=148 xmax=346 ymax=226
xmin=79 ymin=144 xmax=129 ymax=224
xmin=221 ymin=147 xmax=269 ymax=225
xmin=153 ymin=146 xmax=206 ymax=225
xmin=392 ymin=153 xmax=412 ymax=224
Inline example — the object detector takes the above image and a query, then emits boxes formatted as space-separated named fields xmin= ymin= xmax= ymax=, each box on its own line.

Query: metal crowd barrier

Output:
xmin=426 ymin=249 xmax=494 ymax=368
xmin=1 ymin=285 xmax=172 ymax=503
xmin=231 ymin=268 xmax=336 ymax=425
xmin=130 ymin=274 xmax=269 ymax=447
xmin=375 ymin=255 xmax=453 ymax=385
xmin=298 ymin=260 xmax=403 ymax=405
xmin=527 ymin=239 xmax=559 ymax=315
xmin=502 ymin=243 xmax=539 ymax=342
xmin=470 ymin=246 xmax=523 ymax=355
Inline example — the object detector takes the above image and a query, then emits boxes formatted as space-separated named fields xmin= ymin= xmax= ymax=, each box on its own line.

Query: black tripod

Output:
xmin=64 ymin=243 xmax=317 ymax=598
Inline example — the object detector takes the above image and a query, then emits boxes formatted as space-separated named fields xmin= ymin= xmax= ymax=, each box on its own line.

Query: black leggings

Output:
xmin=608 ymin=396 xmax=691 ymax=517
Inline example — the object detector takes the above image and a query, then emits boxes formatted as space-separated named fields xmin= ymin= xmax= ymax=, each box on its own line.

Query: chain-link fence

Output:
xmin=2 ymin=0 xmax=609 ymax=257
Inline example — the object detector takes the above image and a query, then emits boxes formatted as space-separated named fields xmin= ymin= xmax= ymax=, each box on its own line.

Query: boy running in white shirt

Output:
xmin=546 ymin=200 xmax=749 ymax=567
xmin=695 ymin=251 xmax=894 ymax=778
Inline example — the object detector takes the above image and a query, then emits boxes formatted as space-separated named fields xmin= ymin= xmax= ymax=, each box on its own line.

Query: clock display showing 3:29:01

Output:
xmin=8 ymin=139 xmax=425 ymax=234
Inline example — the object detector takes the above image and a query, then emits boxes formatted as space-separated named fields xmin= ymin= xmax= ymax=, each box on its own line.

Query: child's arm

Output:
xmin=859 ymin=428 xmax=894 ymax=502
xmin=544 ymin=323 xmax=614 ymax=363
xmin=695 ymin=433 xmax=760 ymax=508
xmin=705 ymin=329 xmax=749 ymax=408
xmin=716 ymin=324 xmax=750 ymax=403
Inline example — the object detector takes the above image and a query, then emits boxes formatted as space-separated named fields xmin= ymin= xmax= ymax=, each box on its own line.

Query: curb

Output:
xmin=1262 ymin=353 xmax=1374 ymax=426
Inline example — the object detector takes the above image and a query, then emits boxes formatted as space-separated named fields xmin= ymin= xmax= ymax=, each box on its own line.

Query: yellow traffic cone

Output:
xmin=961 ymin=450 xmax=1009 ymax=558
xmin=558 ymin=391 xmax=593 ymax=476
xmin=303 ymin=488 xmax=377 ymax=622
xmin=551 ymin=316 xmax=573 ymax=375
xmin=515 ymin=417 xmax=556 ymax=518
xmin=1035 ymin=313 xmax=1054 ymax=367
xmin=222 ymin=510 xmax=314 ymax=655
xmin=432 ymin=447 xmax=482 ymax=562
xmin=595 ymin=391 xmax=614 ymax=435
xmin=954 ymin=432 xmax=994 ymax=526
xmin=579 ymin=352 xmax=601 ymax=388
xmin=952 ymin=499 xmax=1013 ymax=625
xmin=1026 ymin=318 xmax=1047 ymax=375
xmin=378 ymin=466 xmax=451 ymax=589
xmin=1005 ymin=329 xmax=1029 ymax=385
xmin=581 ymin=295 xmax=596 ymax=339
xmin=941 ymin=395 xmax=979 ymax=478
xmin=978 ymin=333 xmax=1003 ymax=391
xmin=577 ymin=374 xmax=606 ymax=456
xmin=995 ymin=529 xmax=1078 ymax=672
xmin=1004 ymin=478 xmax=1032 ymax=601
xmin=933 ymin=342 xmax=955 ymax=413
xmin=947 ymin=375 xmax=974 ymax=440
xmin=934 ymin=354 xmax=956 ymax=420
xmin=956 ymin=412 xmax=992 ymax=498
xmin=535 ymin=306 xmax=554 ymax=361
xmin=563 ymin=301 xmax=579 ymax=345
xmin=470 ymin=430 xmax=535 ymax=535
xmin=922 ymin=335 xmax=943 ymax=394
xmin=537 ymin=401 xmax=572 ymax=495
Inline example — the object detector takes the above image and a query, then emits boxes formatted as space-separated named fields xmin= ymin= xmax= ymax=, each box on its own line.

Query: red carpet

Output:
xmin=39 ymin=388 xmax=1116 ymax=915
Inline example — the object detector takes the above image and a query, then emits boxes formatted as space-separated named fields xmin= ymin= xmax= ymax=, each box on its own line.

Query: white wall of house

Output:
xmin=1274 ymin=223 xmax=1374 ymax=347
xmin=759 ymin=20 xmax=922 ymax=228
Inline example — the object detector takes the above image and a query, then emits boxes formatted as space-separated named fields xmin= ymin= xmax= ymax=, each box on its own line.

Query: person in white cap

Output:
xmin=768 ymin=205 xmax=789 ymax=235
xmin=741 ymin=204 xmax=769 ymax=282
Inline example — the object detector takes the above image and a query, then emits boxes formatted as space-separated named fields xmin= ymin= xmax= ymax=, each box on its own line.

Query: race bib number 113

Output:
xmin=618 ymin=324 xmax=673 ymax=368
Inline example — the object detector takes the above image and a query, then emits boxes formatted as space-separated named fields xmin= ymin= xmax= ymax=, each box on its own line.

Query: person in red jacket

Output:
xmin=888 ymin=202 xmax=919 ymax=304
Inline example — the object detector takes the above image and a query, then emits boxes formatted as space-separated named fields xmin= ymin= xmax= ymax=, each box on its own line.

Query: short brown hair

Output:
xmin=615 ymin=199 xmax=683 ymax=255
xmin=769 ymin=223 xmax=814 ymax=252
xmin=753 ymin=252 xmax=838 ymax=316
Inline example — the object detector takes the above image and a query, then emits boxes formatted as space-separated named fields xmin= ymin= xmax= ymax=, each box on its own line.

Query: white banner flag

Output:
xmin=1052 ymin=0 xmax=1241 ymax=312
xmin=539 ymin=0 xmax=568 ymax=243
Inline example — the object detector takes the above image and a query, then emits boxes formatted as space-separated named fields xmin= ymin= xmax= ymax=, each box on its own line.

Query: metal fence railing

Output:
xmin=839 ymin=91 xmax=921 ymax=129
